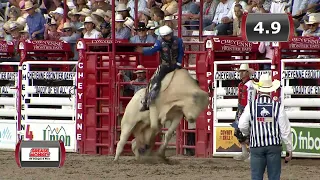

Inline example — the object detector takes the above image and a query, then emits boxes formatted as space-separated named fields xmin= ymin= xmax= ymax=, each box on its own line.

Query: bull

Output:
xmin=114 ymin=69 xmax=209 ymax=161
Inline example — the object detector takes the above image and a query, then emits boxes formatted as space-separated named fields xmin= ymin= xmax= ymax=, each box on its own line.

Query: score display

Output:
xmin=241 ymin=13 xmax=295 ymax=42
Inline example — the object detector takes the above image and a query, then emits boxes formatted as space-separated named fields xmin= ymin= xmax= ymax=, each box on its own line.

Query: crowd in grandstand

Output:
xmin=0 ymin=0 xmax=318 ymax=44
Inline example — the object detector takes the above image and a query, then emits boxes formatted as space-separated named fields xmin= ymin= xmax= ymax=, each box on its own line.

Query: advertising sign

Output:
xmin=283 ymin=126 xmax=320 ymax=155
xmin=15 ymin=140 xmax=66 ymax=168
xmin=24 ymin=122 xmax=76 ymax=152
xmin=215 ymin=127 xmax=242 ymax=153
xmin=0 ymin=122 xmax=17 ymax=149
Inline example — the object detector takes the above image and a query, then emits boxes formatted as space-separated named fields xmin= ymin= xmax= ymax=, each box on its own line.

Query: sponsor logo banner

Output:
xmin=215 ymin=127 xmax=242 ymax=152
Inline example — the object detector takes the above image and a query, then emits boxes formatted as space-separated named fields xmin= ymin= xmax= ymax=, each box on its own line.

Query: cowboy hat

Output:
xmin=9 ymin=22 xmax=20 ymax=31
xmin=146 ymin=20 xmax=157 ymax=30
xmin=116 ymin=4 xmax=131 ymax=12
xmin=61 ymin=22 xmax=74 ymax=31
xmin=68 ymin=9 xmax=79 ymax=18
xmin=84 ymin=16 xmax=95 ymax=23
xmin=92 ymin=9 xmax=106 ymax=19
xmin=22 ymin=1 xmax=34 ymax=11
xmin=134 ymin=65 xmax=146 ymax=73
xmin=105 ymin=10 xmax=112 ymax=18
xmin=164 ymin=16 xmax=174 ymax=21
xmin=237 ymin=64 xmax=255 ymax=75
xmin=252 ymin=74 xmax=281 ymax=93
xmin=134 ymin=22 xmax=148 ymax=31
xmin=16 ymin=17 xmax=26 ymax=27
xmin=76 ymin=8 xmax=91 ymax=17
xmin=115 ymin=14 xmax=125 ymax=22
xmin=49 ymin=7 xmax=64 ymax=16
xmin=124 ymin=17 xmax=134 ymax=29
xmin=305 ymin=13 xmax=320 ymax=24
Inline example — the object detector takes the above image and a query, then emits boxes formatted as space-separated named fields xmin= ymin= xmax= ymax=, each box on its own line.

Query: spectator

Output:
xmin=181 ymin=0 xmax=200 ymax=30
xmin=83 ymin=16 xmax=102 ymax=39
xmin=116 ymin=4 xmax=132 ymax=20
xmin=301 ymin=15 xmax=310 ymax=36
xmin=260 ymin=0 xmax=271 ymax=12
xmin=104 ymin=10 xmax=112 ymax=23
xmin=292 ymin=0 xmax=308 ymax=16
xmin=8 ymin=7 xmax=21 ymax=23
xmin=139 ymin=9 xmax=152 ymax=26
xmin=204 ymin=0 xmax=234 ymax=35
xmin=68 ymin=9 xmax=83 ymax=30
xmin=76 ymin=8 xmax=91 ymax=22
xmin=270 ymin=0 xmax=291 ymax=13
xmin=233 ymin=4 xmax=243 ymax=36
xmin=146 ymin=20 xmax=158 ymax=39
xmin=304 ymin=13 xmax=320 ymax=36
xmin=60 ymin=22 xmax=81 ymax=60
xmin=9 ymin=22 xmax=22 ymax=41
xmin=189 ymin=0 xmax=218 ymax=30
xmin=162 ymin=0 xmax=178 ymax=16
xmin=124 ymin=17 xmax=135 ymax=32
xmin=19 ymin=25 xmax=29 ymax=40
xmin=49 ymin=7 xmax=68 ymax=32
xmin=150 ymin=6 xmax=161 ymax=20
xmin=91 ymin=0 xmax=111 ymax=12
xmin=44 ymin=19 xmax=62 ymax=40
xmin=24 ymin=1 xmax=46 ymax=40
xmin=228 ymin=0 xmax=247 ymax=19
xmin=74 ymin=0 xmax=89 ymax=12
xmin=76 ymin=25 xmax=85 ymax=38
xmin=2 ymin=23 xmax=13 ymax=41
xmin=130 ymin=22 xmax=156 ymax=43
xmin=92 ymin=9 xmax=107 ymax=29
xmin=126 ymin=0 xmax=147 ymax=19
xmin=247 ymin=0 xmax=267 ymax=13
xmin=118 ymin=65 xmax=147 ymax=94
xmin=115 ymin=14 xmax=131 ymax=40
xmin=100 ymin=22 xmax=111 ymax=38
xmin=163 ymin=15 xmax=188 ymax=36
xmin=153 ymin=8 xmax=165 ymax=27
xmin=16 ymin=17 xmax=26 ymax=29
xmin=258 ymin=42 xmax=273 ymax=70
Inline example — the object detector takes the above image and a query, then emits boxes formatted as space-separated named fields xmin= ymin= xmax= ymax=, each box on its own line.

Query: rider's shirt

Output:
xmin=142 ymin=36 xmax=184 ymax=66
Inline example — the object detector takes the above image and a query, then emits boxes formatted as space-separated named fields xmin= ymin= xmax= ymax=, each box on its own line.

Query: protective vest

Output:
xmin=159 ymin=36 xmax=179 ymax=65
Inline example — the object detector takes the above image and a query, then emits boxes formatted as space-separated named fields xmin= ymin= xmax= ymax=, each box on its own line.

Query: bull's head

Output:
xmin=182 ymin=91 xmax=209 ymax=123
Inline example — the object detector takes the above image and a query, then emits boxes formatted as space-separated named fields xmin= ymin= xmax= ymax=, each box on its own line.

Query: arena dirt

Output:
xmin=1 ymin=150 xmax=319 ymax=180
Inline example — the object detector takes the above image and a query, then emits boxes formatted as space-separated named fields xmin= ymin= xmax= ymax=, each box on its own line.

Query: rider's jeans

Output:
xmin=250 ymin=145 xmax=282 ymax=180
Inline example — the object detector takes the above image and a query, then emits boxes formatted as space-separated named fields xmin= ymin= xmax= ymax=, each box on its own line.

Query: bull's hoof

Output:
xmin=138 ymin=144 xmax=150 ymax=155
xmin=138 ymin=148 xmax=146 ymax=155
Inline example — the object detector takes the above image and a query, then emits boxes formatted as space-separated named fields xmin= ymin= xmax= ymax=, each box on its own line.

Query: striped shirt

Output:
xmin=250 ymin=95 xmax=281 ymax=148
xmin=239 ymin=94 xmax=293 ymax=151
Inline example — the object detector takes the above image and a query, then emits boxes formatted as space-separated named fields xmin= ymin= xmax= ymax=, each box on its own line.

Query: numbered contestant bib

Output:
xmin=256 ymin=103 xmax=274 ymax=123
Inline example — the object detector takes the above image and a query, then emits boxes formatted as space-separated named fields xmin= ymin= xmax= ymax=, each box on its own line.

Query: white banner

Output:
xmin=0 ymin=122 xmax=17 ymax=149
xmin=21 ymin=147 xmax=59 ymax=161
xmin=24 ymin=121 xmax=76 ymax=152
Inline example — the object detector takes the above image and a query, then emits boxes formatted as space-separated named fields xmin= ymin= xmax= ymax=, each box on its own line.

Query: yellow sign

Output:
xmin=215 ymin=127 xmax=242 ymax=152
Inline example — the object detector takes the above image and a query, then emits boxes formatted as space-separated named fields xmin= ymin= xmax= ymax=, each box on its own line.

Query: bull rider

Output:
xmin=136 ymin=25 xmax=184 ymax=112
xmin=231 ymin=64 xmax=256 ymax=161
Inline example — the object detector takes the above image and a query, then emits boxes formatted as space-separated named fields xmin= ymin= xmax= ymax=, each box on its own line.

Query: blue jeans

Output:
xmin=250 ymin=145 xmax=282 ymax=180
